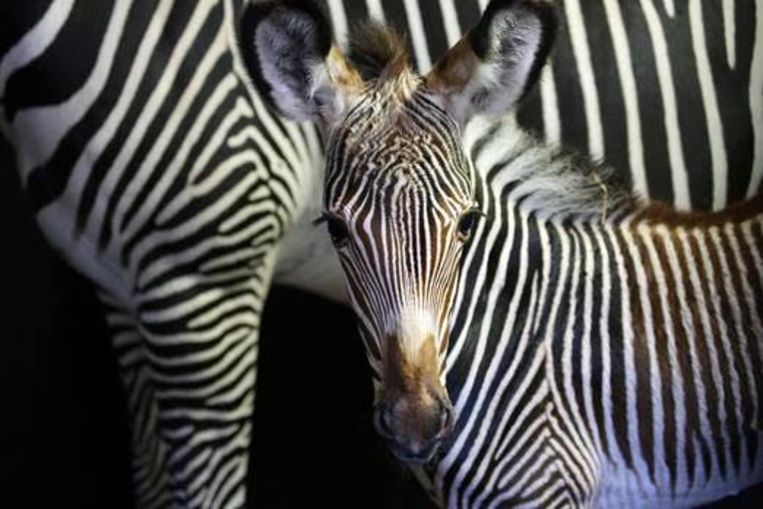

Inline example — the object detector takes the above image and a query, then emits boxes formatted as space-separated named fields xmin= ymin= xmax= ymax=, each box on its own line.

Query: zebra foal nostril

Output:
xmin=373 ymin=393 xmax=454 ymax=462
xmin=374 ymin=403 xmax=396 ymax=439
xmin=438 ymin=401 xmax=455 ymax=436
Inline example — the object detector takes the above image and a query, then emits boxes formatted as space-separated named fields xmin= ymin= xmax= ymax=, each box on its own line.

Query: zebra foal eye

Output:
xmin=456 ymin=209 xmax=483 ymax=241
xmin=314 ymin=213 xmax=350 ymax=248
xmin=327 ymin=217 xmax=350 ymax=247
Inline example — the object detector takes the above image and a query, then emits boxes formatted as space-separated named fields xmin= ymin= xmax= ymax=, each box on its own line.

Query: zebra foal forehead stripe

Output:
xmin=393 ymin=306 xmax=438 ymax=359
xmin=324 ymin=92 xmax=474 ymax=212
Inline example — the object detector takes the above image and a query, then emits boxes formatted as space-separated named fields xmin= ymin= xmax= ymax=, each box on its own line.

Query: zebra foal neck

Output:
xmin=435 ymin=117 xmax=763 ymax=507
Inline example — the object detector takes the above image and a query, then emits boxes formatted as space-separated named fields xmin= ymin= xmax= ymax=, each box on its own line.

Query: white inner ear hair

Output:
xmin=255 ymin=12 xmax=328 ymax=122
xmin=477 ymin=10 xmax=543 ymax=116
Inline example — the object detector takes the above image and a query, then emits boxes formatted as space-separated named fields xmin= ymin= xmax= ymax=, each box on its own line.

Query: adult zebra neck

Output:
xmin=270 ymin=136 xmax=350 ymax=303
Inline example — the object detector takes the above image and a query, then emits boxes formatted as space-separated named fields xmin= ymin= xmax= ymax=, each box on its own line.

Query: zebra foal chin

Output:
xmin=249 ymin=0 xmax=763 ymax=506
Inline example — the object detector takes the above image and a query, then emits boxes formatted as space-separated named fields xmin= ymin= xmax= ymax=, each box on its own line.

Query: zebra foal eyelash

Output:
xmin=312 ymin=212 xmax=343 ymax=226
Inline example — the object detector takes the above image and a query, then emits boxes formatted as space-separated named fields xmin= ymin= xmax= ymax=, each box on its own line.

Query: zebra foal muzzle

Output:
xmin=373 ymin=333 xmax=455 ymax=464
xmin=374 ymin=398 xmax=454 ymax=464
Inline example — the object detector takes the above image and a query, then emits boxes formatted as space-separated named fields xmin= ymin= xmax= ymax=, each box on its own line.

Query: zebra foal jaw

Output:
xmin=248 ymin=0 xmax=763 ymax=506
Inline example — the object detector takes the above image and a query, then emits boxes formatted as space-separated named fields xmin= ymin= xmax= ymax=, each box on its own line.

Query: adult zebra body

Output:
xmin=2 ymin=1 xmax=328 ymax=507
xmin=3 ymin=1 xmax=762 ymax=508
xmin=250 ymin=0 xmax=763 ymax=507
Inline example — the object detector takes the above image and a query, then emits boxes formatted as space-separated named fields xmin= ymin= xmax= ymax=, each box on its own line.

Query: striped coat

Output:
xmin=322 ymin=0 xmax=762 ymax=210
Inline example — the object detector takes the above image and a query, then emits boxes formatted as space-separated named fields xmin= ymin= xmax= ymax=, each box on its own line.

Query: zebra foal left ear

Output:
xmin=240 ymin=0 xmax=363 ymax=124
xmin=426 ymin=0 xmax=557 ymax=125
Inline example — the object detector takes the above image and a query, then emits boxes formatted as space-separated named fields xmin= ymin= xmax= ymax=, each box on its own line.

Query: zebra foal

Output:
xmin=248 ymin=0 xmax=763 ymax=506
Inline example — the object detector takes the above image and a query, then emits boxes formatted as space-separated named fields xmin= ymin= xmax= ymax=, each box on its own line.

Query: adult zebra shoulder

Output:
xmin=249 ymin=0 xmax=763 ymax=506
xmin=0 ymin=1 xmax=333 ymax=507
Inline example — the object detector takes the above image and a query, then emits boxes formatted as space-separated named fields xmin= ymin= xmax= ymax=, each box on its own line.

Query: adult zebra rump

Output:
xmin=1 ymin=1 xmax=328 ymax=507
xmin=250 ymin=0 xmax=763 ymax=506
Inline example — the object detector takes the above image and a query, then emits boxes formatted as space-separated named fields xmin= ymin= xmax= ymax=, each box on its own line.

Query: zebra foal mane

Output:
xmin=472 ymin=113 xmax=763 ymax=225
xmin=468 ymin=117 xmax=634 ymax=221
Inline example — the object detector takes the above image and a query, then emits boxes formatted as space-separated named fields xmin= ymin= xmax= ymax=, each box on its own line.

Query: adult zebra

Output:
xmin=249 ymin=0 xmax=763 ymax=507
xmin=2 ymin=0 xmax=761 ymax=508
xmin=1 ymin=1 xmax=330 ymax=507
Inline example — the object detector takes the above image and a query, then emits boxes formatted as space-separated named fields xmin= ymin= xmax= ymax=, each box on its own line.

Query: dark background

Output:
xmin=0 ymin=133 xmax=760 ymax=507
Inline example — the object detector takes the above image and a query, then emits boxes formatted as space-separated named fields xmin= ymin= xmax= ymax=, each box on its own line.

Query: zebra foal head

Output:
xmin=243 ymin=0 xmax=556 ymax=463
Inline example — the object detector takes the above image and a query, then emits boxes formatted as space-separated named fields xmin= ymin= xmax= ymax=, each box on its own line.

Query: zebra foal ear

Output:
xmin=240 ymin=0 xmax=363 ymax=124
xmin=426 ymin=0 xmax=557 ymax=124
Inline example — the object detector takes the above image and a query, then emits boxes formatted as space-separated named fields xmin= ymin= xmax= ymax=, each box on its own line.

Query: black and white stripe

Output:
xmin=4 ymin=1 xmax=762 ymax=507
xmin=263 ymin=2 xmax=763 ymax=505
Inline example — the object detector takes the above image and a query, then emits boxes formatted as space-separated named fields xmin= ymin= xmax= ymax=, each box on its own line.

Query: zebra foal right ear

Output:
xmin=426 ymin=0 xmax=557 ymax=125
xmin=240 ymin=0 xmax=363 ymax=125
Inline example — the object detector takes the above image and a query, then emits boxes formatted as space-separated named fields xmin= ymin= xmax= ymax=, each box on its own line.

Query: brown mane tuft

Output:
xmin=635 ymin=192 xmax=763 ymax=228
xmin=347 ymin=22 xmax=411 ymax=83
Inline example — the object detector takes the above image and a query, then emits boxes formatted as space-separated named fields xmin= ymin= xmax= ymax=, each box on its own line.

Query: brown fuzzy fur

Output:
xmin=347 ymin=22 xmax=411 ymax=83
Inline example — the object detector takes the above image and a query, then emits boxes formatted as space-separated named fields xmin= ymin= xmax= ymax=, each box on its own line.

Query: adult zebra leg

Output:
xmin=99 ymin=251 xmax=277 ymax=509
